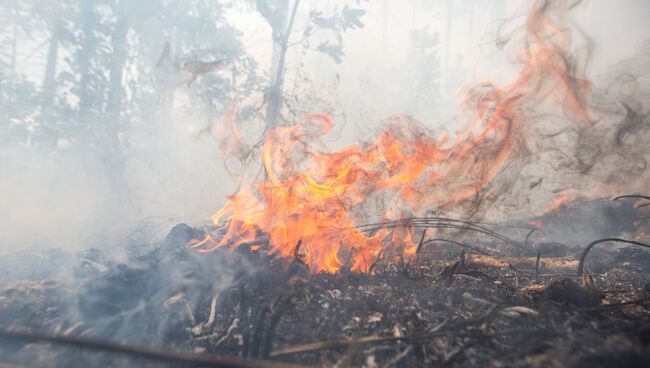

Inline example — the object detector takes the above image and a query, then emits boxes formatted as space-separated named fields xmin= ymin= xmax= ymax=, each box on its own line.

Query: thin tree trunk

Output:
xmin=41 ymin=20 xmax=62 ymax=123
xmin=265 ymin=0 xmax=300 ymax=127
xmin=107 ymin=17 xmax=129 ymax=123
xmin=269 ymin=0 xmax=290 ymax=85
xmin=78 ymin=0 xmax=96 ymax=117
xmin=104 ymin=13 xmax=130 ymax=195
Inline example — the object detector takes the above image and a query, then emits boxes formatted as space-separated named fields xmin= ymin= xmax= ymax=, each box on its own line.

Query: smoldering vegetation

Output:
xmin=0 ymin=0 xmax=649 ymax=367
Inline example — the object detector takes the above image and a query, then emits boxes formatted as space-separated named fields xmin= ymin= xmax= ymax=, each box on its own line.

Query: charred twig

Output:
xmin=286 ymin=239 xmax=309 ymax=277
xmin=292 ymin=239 xmax=304 ymax=264
xmin=398 ymin=254 xmax=424 ymax=280
xmin=577 ymin=238 xmax=650 ymax=276
xmin=0 ymin=328 xmax=305 ymax=368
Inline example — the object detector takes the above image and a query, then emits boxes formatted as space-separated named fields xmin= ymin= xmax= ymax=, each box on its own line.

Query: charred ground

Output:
xmin=1 ymin=198 xmax=649 ymax=367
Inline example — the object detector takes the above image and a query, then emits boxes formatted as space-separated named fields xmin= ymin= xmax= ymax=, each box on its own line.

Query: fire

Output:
xmin=529 ymin=219 xmax=544 ymax=230
xmin=541 ymin=188 xmax=577 ymax=215
xmin=194 ymin=1 xmax=596 ymax=273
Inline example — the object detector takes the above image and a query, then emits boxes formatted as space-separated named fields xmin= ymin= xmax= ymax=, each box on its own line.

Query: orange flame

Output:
xmin=196 ymin=1 xmax=595 ymax=273
xmin=528 ymin=219 xmax=544 ymax=230
xmin=541 ymin=188 xmax=578 ymax=215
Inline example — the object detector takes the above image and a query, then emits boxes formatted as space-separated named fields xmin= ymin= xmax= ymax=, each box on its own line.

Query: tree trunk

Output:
xmin=265 ymin=0 xmax=300 ymax=127
xmin=78 ymin=0 xmax=96 ymax=117
xmin=269 ymin=0 xmax=290 ymax=85
xmin=41 ymin=20 xmax=62 ymax=124
xmin=103 ymin=13 xmax=130 ymax=196
xmin=107 ymin=16 xmax=129 ymax=123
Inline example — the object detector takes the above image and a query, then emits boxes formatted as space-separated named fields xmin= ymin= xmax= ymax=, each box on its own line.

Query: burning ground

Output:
xmin=1 ymin=201 xmax=649 ymax=367
xmin=1 ymin=0 xmax=650 ymax=367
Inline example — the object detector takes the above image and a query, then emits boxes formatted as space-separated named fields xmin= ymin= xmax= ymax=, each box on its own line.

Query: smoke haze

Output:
xmin=0 ymin=0 xmax=648 ymax=254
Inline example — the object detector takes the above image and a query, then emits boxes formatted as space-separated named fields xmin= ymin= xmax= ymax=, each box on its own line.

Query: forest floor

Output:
xmin=1 ymin=223 xmax=649 ymax=367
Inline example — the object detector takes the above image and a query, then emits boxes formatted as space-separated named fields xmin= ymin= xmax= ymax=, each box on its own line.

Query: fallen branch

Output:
xmin=0 ymin=328 xmax=305 ymax=368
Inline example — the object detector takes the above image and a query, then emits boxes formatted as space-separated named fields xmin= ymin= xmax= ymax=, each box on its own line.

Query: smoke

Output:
xmin=0 ymin=1 xmax=648 ymax=365
xmin=0 ymin=90 xmax=237 ymax=255
xmin=1 ymin=0 xmax=648 ymax=255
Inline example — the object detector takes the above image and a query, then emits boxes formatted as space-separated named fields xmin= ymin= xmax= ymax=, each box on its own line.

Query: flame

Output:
xmin=541 ymin=188 xmax=578 ymax=215
xmin=196 ymin=1 xmax=596 ymax=273
xmin=529 ymin=219 xmax=544 ymax=230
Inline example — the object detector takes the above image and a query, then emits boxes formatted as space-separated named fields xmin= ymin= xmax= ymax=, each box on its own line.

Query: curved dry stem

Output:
xmin=359 ymin=218 xmax=535 ymax=254
xmin=612 ymin=194 xmax=650 ymax=201
xmin=577 ymin=238 xmax=650 ymax=276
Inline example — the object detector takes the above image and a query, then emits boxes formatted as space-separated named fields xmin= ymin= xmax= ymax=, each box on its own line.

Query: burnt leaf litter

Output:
xmin=1 ymin=200 xmax=649 ymax=367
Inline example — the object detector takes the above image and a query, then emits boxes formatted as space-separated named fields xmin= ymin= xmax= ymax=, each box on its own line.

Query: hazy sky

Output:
xmin=229 ymin=0 xmax=650 ymax=135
